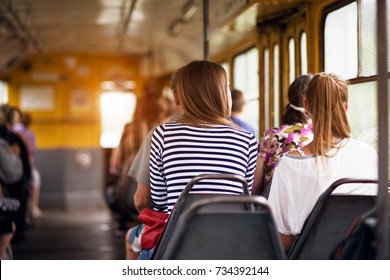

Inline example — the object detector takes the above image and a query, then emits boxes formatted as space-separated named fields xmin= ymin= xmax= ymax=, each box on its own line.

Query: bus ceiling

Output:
xmin=0 ymin=0 xmax=306 ymax=79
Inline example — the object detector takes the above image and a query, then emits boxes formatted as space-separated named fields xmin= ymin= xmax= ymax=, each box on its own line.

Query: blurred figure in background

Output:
xmin=108 ymin=117 xmax=148 ymax=234
xmin=107 ymin=95 xmax=175 ymax=235
xmin=11 ymin=108 xmax=43 ymax=222
xmin=0 ymin=104 xmax=30 ymax=244
xmin=21 ymin=113 xmax=42 ymax=218
xmin=230 ymin=88 xmax=255 ymax=135
xmin=0 ymin=104 xmax=23 ymax=259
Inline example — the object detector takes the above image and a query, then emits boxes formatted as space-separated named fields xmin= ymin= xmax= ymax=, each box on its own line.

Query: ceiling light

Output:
xmin=168 ymin=19 xmax=183 ymax=37
xmin=181 ymin=0 xmax=198 ymax=22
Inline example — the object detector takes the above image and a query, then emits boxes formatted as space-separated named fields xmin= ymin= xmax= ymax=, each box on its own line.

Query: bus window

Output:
xmin=288 ymin=37 xmax=295 ymax=84
xmin=324 ymin=0 xmax=386 ymax=151
xmin=233 ymin=47 xmax=259 ymax=138
xmin=264 ymin=48 xmax=270 ymax=130
xmin=361 ymin=0 xmax=377 ymax=76
xmin=300 ymin=32 xmax=308 ymax=75
xmin=0 ymin=81 xmax=8 ymax=104
xmin=100 ymin=92 xmax=137 ymax=148
xmin=324 ymin=2 xmax=358 ymax=79
xmin=348 ymin=81 xmax=378 ymax=149
xmin=273 ymin=44 xmax=280 ymax=127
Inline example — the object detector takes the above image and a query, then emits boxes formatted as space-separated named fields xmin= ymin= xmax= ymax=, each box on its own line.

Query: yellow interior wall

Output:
xmin=7 ymin=53 xmax=142 ymax=149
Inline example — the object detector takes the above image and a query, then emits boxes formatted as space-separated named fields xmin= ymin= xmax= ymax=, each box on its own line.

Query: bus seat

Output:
xmin=287 ymin=178 xmax=377 ymax=260
xmin=151 ymin=174 xmax=251 ymax=259
xmin=160 ymin=196 xmax=286 ymax=259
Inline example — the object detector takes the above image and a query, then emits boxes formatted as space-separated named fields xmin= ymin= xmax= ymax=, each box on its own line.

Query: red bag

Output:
xmin=138 ymin=208 xmax=169 ymax=249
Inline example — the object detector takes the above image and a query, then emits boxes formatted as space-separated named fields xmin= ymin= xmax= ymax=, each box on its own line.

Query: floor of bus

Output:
xmin=11 ymin=207 xmax=133 ymax=260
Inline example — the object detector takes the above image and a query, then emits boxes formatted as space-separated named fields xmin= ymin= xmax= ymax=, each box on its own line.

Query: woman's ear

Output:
xmin=344 ymin=103 xmax=349 ymax=112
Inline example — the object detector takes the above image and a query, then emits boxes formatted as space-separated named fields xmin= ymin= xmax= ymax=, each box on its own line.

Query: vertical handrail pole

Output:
xmin=376 ymin=0 xmax=389 ymax=260
xmin=202 ymin=0 xmax=209 ymax=60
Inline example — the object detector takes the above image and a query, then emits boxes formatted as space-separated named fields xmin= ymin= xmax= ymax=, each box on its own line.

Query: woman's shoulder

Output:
xmin=283 ymin=122 xmax=313 ymax=135
xmin=344 ymin=138 xmax=377 ymax=155
xmin=260 ymin=123 xmax=312 ymax=142
xmin=261 ymin=123 xmax=309 ymax=135
xmin=154 ymin=120 xmax=182 ymax=130
xmin=261 ymin=124 xmax=285 ymax=136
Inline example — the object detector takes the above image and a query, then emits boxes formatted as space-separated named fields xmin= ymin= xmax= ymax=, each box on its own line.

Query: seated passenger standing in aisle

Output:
xmin=253 ymin=74 xmax=313 ymax=195
xmin=266 ymin=72 xmax=378 ymax=251
xmin=229 ymin=88 xmax=255 ymax=135
xmin=126 ymin=60 xmax=258 ymax=260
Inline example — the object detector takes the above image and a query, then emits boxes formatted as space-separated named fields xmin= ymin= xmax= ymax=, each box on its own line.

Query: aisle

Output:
xmin=11 ymin=208 xmax=127 ymax=260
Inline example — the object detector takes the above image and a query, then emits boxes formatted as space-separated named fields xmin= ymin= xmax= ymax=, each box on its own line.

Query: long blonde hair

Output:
xmin=173 ymin=60 xmax=233 ymax=127
xmin=304 ymin=72 xmax=351 ymax=157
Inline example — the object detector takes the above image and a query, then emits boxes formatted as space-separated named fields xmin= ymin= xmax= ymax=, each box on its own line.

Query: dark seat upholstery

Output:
xmin=287 ymin=178 xmax=377 ymax=260
xmin=151 ymin=174 xmax=251 ymax=259
xmin=161 ymin=196 xmax=286 ymax=260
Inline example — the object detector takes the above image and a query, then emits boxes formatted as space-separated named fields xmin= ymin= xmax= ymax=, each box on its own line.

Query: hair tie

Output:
xmin=289 ymin=103 xmax=306 ymax=113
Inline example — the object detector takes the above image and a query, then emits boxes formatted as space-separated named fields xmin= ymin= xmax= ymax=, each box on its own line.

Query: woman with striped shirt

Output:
xmin=126 ymin=60 xmax=258 ymax=259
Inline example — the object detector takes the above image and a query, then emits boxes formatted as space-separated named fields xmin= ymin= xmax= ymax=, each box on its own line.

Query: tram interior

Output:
xmin=0 ymin=0 xmax=389 ymax=260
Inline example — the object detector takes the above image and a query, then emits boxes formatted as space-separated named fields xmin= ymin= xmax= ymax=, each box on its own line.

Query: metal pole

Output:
xmin=376 ymin=0 xmax=389 ymax=260
xmin=202 ymin=0 xmax=209 ymax=60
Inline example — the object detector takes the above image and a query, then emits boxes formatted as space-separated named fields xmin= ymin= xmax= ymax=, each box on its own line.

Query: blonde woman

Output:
xmin=126 ymin=60 xmax=258 ymax=259
xmin=267 ymin=73 xmax=377 ymax=251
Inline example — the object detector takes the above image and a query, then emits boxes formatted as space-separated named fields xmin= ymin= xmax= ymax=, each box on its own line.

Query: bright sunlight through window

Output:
xmin=100 ymin=91 xmax=137 ymax=148
xmin=0 ymin=81 xmax=8 ymax=104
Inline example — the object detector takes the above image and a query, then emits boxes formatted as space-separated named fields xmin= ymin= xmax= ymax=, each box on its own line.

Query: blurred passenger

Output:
xmin=107 ymin=118 xmax=148 ymax=234
xmin=12 ymin=111 xmax=43 ymax=219
xmin=126 ymin=60 xmax=258 ymax=259
xmin=154 ymin=96 xmax=176 ymax=127
xmin=229 ymin=88 xmax=255 ymax=135
xmin=124 ymin=93 xmax=178 ymax=258
xmin=110 ymin=122 xmax=147 ymax=187
xmin=0 ymin=105 xmax=23 ymax=259
xmin=108 ymin=96 xmax=175 ymax=234
xmin=266 ymin=73 xmax=378 ymax=251
xmin=124 ymin=75 xmax=180 ymax=259
xmin=128 ymin=79 xmax=179 ymax=216
xmin=253 ymin=74 xmax=313 ymax=195
xmin=0 ymin=146 xmax=22 ymax=259
xmin=20 ymin=113 xmax=43 ymax=219
xmin=0 ymin=105 xmax=32 ymax=243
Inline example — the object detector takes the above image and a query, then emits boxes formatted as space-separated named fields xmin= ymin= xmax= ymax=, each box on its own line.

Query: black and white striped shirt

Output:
xmin=150 ymin=121 xmax=258 ymax=214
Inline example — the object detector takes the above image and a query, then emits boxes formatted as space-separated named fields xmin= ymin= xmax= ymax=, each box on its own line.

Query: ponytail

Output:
xmin=305 ymin=73 xmax=351 ymax=157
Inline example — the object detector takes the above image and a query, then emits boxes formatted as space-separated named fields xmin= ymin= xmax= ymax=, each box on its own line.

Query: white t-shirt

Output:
xmin=267 ymin=138 xmax=378 ymax=236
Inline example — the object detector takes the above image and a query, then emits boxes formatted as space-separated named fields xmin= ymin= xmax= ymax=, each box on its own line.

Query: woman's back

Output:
xmin=268 ymin=138 xmax=377 ymax=236
xmin=150 ymin=121 xmax=258 ymax=214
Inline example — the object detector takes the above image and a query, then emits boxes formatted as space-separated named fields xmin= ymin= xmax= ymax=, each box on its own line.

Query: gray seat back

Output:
xmin=162 ymin=196 xmax=286 ymax=260
xmin=152 ymin=174 xmax=250 ymax=259
xmin=287 ymin=178 xmax=377 ymax=259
